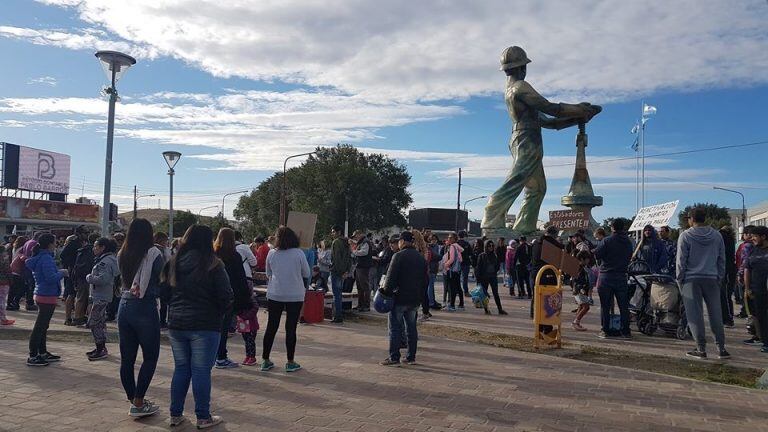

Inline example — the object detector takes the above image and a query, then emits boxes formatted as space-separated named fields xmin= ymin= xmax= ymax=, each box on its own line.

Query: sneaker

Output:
xmin=723 ymin=321 xmax=735 ymax=328
xmin=88 ymin=349 xmax=109 ymax=361
xmin=242 ymin=357 xmax=258 ymax=366
xmin=285 ymin=361 xmax=302 ymax=373
xmin=129 ymin=400 xmax=160 ymax=418
xmin=71 ymin=318 xmax=87 ymax=326
xmin=572 ymin=322 xmax=586 ymax=331
xmin=498 ymin=310 xmax=508 ymax=316
xmin=25 ymin=304 xmax=38 ymax=311
xmin=419 ymin=314 xmax=430 ymax=322
xmin=260 ymin=359 xmax=275 ymax=371
xmin=196 ymin=415 xmax=223 ymax=429
xmin=26 ymin=355 xmax=49 ymax=367
xmin=404 ymin=359 xmax=417 ymax=365
xmin=64 ymin=319 xmax=74 ymax=326
xmin=743 ymin=338 xmax=762 ymax=346
xmin=685 ymin=350 xmax=707 ymax=360
xmin=736 ymin=311 xmax=748 ymax=319
xmin=718 ymin=350 xmax=731 ymax=359
xmin=86 ymin=348 xmax=98 ymax=357
xmin=446 ymin=306 xmax=456 ymax=312
xmin=41 ymin=352 xmax=61 ymax=362
xmin=760 ymin=346 xmax=768 ymax=354
xmin=6 ymin=303 xmax=19 ymax=311
xmin=379 ymin=358 xmax=400 ymax=367
xmin=170 ymin=415 xmax=186 ymax=427
xmin=331 ymin=318 xmax=344 ymax=324
xmin=430 ymin=303 xmax=443 ymax=310
xmin=457 ymin=306 xmax=465 ymax=311
xmin=0 ymin=319 xmax=15 ymax=325
xmin=214 ymin=358 xmax=239 ymax=369
xmin=597 ymin=331 xmax=607 ymax=339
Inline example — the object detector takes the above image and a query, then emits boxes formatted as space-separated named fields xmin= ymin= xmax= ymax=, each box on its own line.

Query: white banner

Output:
xmin=17 ymin=146 xmax=71 ymax=194
xmin=629 ymin=200 xmax=679 ymax=232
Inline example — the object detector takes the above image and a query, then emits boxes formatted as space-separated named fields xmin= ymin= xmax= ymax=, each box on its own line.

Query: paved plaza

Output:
xmin=1 ymin=304 xmax=768 ymax=432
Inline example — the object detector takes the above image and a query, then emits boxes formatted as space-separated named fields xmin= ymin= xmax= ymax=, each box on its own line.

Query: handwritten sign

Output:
xmin=549 ymin=209 xmax=591 ymax=230
xmin=287 ymin=211 xmax=317 ymax=249
xmin=629 ymin=200 xmax=679 ymax=232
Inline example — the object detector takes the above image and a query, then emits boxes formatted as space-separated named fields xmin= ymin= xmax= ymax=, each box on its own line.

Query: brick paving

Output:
xmin=1 ymin=307 xmax=768 ymax=432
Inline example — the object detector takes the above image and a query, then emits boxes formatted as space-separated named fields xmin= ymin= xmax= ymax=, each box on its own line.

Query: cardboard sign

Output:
xmin=287 ymin=211 xmax=317 ymax=249
xmin=541 ymin=239 xmax=580 ymax=277
xmin=549 ymin=209 xmax=591 ymax=230
xmin=629 ymin=200 xmax=679 ymax=232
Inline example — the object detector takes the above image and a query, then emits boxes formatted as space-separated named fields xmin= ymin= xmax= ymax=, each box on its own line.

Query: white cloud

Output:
xmin=0 ymin=25 xmax=158 ymax=59
xmin=23 ymin=0 xmax=768 ymax=103
xmin=27 ymin=76 xmax=58 ymax=86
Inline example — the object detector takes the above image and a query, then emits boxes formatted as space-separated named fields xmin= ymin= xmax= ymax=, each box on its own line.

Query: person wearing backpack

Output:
xmin=154 ymin=232 xmax=172 ymax=329
xmin=443 ymin=233 xmax=465 ymax=311
xmin=457 ymin=231 xmax=473 ymax=297
xmin=72 ymin=233 xmax=99 ymax=326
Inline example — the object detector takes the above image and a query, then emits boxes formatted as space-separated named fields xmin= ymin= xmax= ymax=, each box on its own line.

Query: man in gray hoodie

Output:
xmin=677 ymin=207 xmax=728 ymax=360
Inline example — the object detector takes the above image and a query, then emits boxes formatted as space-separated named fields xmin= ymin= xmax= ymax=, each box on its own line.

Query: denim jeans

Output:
xmin=168 ymin=330 xmax=221 ymax=420
xmin=597 ymin=274 xmax=630 ymax=335
xmin=461 ymin=264 xmax=471 ymax=294
xmin=118 ymin=298 xmax=161 ymax=401
xmin=331 ymin=273 xmax=344 ymax=320
xmin=388 ymin=305 xmax=418 ymax=362
xmin=427 ymin=273 xmax=437 ymax=306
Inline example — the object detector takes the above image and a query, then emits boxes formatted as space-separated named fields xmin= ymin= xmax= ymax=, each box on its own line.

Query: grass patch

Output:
xmin=350 ymin=313 xmax=764 ymax=389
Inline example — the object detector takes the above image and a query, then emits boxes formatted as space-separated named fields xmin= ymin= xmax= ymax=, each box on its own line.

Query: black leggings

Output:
xmin=29 ymin=303 xmax=56 ymax=357
xmin=481 ymin=278 xmax=503 ymax=311
xmin=447 ymin=271 xmax=464 ymax=308
xmin=262 ymin=300 xmax=303 ymax=362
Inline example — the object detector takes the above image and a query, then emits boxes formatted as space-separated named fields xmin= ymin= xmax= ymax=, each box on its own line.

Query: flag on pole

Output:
xmin=631 ymin=136 xmax=639 ymax=151
xmin=642 ymin=104 xmax=657 ymax=116
xmin=631 ymin=122 xmax=639 ymax=134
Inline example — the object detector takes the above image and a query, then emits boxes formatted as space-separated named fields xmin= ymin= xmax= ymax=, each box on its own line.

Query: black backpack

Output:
xmin=458 ymin=240 xmax=472 ymax=264
xmin=73 ymin=246 xmax=94 ymax=281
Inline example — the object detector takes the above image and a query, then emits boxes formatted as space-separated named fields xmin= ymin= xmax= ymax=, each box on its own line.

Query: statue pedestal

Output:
xmin=481 ymin=227 xmax=525 ymax=240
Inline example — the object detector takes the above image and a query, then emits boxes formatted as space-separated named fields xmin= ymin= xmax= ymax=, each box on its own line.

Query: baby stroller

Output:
xmin=632 ymin=272 xmax=689 ymax=340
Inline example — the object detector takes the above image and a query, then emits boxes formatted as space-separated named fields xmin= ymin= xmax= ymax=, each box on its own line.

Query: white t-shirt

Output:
xmin=236 ymin=242 xmax=257 ymax=279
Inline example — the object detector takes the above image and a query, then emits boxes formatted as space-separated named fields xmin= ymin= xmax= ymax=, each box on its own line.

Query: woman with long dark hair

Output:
xmin=25 ymin=234 xmax=65 ymax=366
xmin=213 ymin=227 xmax=252 ymax=368
xmin=165 ymin=225 xmax=232 ymax=429
xmin=117 ymin=218 xmax=164 ymax=418
xmin=260 ymin=226 xmax=310 ymax=373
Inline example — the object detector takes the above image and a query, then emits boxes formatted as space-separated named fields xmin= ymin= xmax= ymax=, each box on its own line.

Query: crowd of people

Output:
xmin=2 ymin=204 xmax=766 ymax=424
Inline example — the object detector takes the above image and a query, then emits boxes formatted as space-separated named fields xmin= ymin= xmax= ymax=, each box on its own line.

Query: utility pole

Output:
xmin=344 ymin=194 xmax=349 ymax=238
xmin=455 ymin=168 xmax=462 ymax=234
xmin=133 ymin=185 xmax=137 ymax=219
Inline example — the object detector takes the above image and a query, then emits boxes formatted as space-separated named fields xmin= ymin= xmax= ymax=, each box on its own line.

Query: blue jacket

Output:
xmin=594 ymin=232 xmax=633 ymax=277
xmin=639 ymin=228 xmax=668 ymax=274
xmin=25 ymin=250 xmax=63 ymax=297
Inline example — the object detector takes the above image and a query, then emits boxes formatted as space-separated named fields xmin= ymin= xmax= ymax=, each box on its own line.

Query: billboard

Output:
xmin=0 ymin=197 xmax=99 ymax=223
xmin=1 ymin=142 xmax=71 ymax=194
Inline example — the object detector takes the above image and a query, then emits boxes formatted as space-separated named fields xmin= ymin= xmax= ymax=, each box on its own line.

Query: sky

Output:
xmin=0 ymin=0 xmax=767 ymax=225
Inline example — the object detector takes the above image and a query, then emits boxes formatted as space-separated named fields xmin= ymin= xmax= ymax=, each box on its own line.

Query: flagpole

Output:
xmin=641 ymin=101 xmax=646 ymax=207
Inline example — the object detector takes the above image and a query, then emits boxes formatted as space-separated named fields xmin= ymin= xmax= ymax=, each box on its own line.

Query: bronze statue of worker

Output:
xmin=482 ymin=46 xmax=602 ymax=234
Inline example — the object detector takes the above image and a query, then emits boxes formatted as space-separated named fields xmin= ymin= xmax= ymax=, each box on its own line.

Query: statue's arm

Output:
xmin=517 ymin=81 xmax=600 ymax=125
xmin=539 ymin=114 xmax=581 ymax=130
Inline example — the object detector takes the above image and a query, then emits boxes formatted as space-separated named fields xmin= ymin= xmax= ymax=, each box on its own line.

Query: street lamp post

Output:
xmin=132 ymin=189 xmax=156 ymax=219
xmin=713 ymin=186 xmax=746 ymax=227
xmin=198 ymin=205 xmax=219 ymax=219
xmin=95 ymin=50 xmax=136 ymax=235
xmin=463 ymin=195 xmax=488 ymax=211
xmin=221 ymin=190 xmax=249 ymax=220
xmin=163 ymin=151 xmax=182 ymax=238
xmin=280 ymin=151 xmax=317 ymax=226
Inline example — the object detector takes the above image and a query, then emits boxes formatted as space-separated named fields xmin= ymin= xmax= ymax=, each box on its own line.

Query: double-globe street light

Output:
xmin=95 ymin=50 xmax=136 ymax=234
xmin=163 ymin=151 xmax=182 ymax=238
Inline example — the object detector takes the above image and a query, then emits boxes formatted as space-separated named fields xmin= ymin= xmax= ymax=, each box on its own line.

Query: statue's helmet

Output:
xmin=500 ymin=46 xmax=531 ymax=71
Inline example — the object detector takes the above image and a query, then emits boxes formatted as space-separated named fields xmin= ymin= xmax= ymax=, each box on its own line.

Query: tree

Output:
xmin=677 ymin=202 xmax=731 ymax=230
xmin=157 ymin=210 xmax=198 ymax=238
xmin=601 ymin=216 xmax=635 ymax=232
xmin=234 ymin=144 xmax=412 ymax=240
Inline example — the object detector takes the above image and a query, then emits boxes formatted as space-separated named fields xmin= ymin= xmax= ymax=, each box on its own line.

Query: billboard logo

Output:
xmin=37 ymin=153 xmax=56 ymax=180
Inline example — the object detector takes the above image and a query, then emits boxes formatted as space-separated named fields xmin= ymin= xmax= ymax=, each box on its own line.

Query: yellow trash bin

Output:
xmin=533 ymin=265 xmax=563 ymax=349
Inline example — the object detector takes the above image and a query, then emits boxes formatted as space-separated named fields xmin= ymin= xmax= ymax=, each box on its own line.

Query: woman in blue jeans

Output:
xmin=117 ymin=218 xmax=165 ymax=418
xmin=162 ymin=225 xmax=233 ymax=429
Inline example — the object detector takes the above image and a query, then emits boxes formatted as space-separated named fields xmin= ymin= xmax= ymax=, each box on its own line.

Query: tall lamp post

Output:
xmin=163 ymin=151 xmax=182 ymax=238
xmin=95 ymin=50 xmax=136 ymax=234
xmin=198 ymin=205 xmax=219 ymax=219
xmin=221 ymin=190 xmax=249 ymax=220
xmin=133 ymin=192 xmax=155 ymax=219
xmin=463 ymin=195 xmax=487 ymax=211
xmin=280 ymin=151 xmax=317 ymax=226
xmin=713 ymin=186 xmax=746 ymax=227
